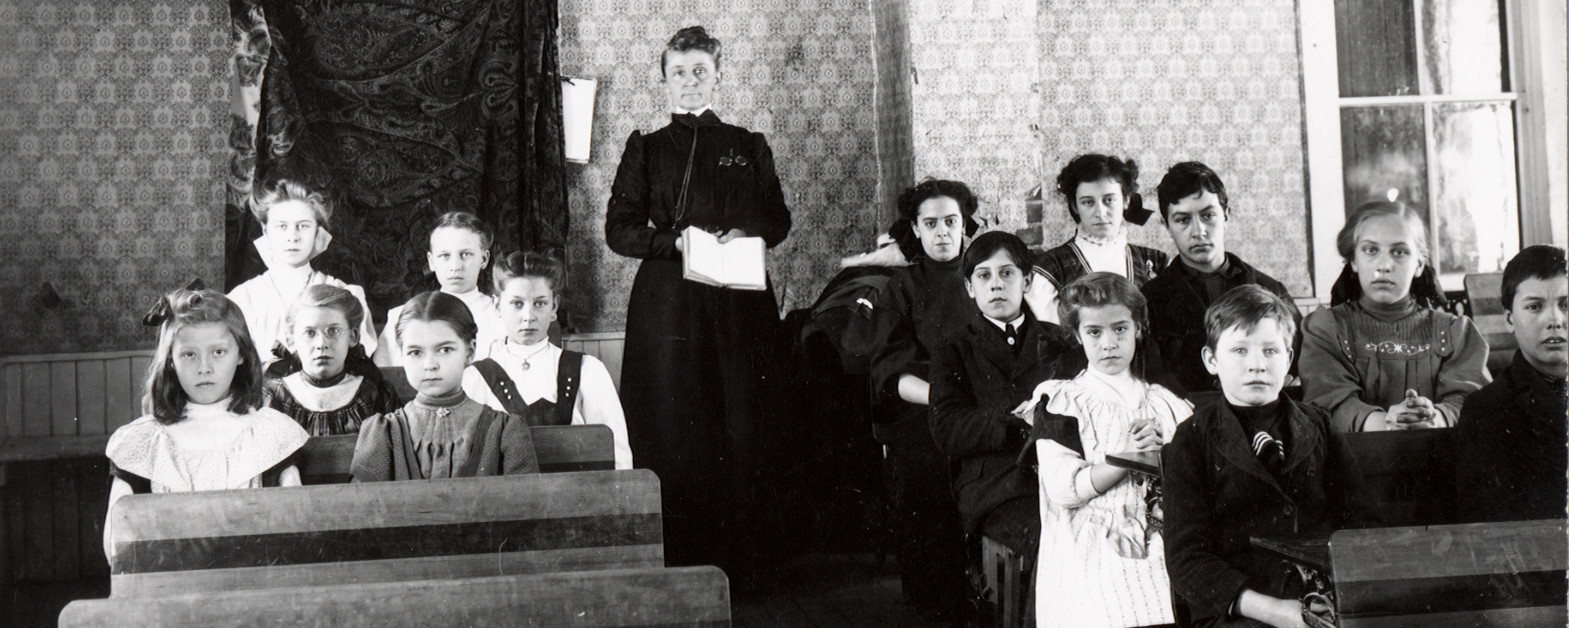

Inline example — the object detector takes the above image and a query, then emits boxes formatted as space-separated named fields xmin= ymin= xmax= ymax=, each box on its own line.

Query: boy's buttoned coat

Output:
xmin=1161 ymin=399 xmax=1371 ymax=626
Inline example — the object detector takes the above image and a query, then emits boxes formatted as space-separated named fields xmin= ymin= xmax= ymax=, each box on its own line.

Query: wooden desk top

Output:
xmin=1106 ymin=450 xmax=1160 ymax=476
xmin=1250 ymin=535 xmax=1331 ymax=573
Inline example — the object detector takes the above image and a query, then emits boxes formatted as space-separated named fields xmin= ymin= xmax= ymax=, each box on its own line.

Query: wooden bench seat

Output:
xmin=107 ymin=471 xmax=665 ymax=597
xmin=62 ymin=566 xmax=731 ymax=627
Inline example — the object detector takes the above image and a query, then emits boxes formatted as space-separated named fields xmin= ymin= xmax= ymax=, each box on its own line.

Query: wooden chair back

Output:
xmin=1342 ymin=429 xmax=1456 ymax=527
xmin=1463 ymin=272 xmax=1516 ymax=374
xmin=107 ymin=470 xmax=664 ymax=597
xmin=65 ymin=566 xmax=729 ymax=627
xmin=298 ymin=424 xmax=615 ymax=483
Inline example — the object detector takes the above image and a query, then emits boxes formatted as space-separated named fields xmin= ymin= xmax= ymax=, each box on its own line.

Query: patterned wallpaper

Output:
xmin=908 ymin=0 xmax=1044 ymax=239
xmin=872 ymin=0 xmax=913 ymax=227
xmin=0 ymin=0 xmax=229 ymax=355
xmin=1027 ymin=0 xmax=1312 ymax=294
xmin=557 ymin=0 xmax=887 ymax=332
xmin=0 ymin=0 xmax=1316 ymax=355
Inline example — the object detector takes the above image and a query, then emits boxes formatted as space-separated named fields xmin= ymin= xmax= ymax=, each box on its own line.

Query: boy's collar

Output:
xmin=982 ymin=311 xmax=1027 ymax=332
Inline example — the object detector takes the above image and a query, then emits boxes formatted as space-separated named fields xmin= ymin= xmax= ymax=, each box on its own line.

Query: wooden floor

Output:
xmin=2 ymin=553 xmax=953 ymax=627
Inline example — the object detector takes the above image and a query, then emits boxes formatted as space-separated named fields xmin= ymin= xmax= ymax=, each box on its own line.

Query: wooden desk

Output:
xmin=1251 ymin=520 xmax=1568 ymax=627
xmin=64 ymin=566 xmax=732 ymax=628
xmin=108 ymin=471 xmax=665 ymax=597
xmin=1250 ymin=535 xmax=1330 ymax=573
xmin=1106 ymin=450 xmax=1160 ymax=476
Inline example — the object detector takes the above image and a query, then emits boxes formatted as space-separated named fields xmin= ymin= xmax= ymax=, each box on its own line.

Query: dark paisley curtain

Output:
xmin=226 ymin=0 xmax=566 ymax=325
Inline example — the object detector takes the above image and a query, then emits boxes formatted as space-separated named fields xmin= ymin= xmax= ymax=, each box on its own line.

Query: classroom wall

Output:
xmin=557 ymin=0 xmax=888 ymax=332
xmin=0 ymin=0 xmax=231 ymax=356
xmin=871 ymin=0 xmax=914 ymax=228
xmin=906 ymin=0 xmax=1313 ymax=295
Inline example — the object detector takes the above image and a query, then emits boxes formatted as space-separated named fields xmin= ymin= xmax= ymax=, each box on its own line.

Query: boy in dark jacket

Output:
xmin=931 ymin=231 xmax=1075 ymax=553
xmin=1163 ymin=285 xmax=1369 ymax=628
xmin=1142 ymin=162 xmax=1300 ymax=395
xmin=1455 ymin=245 xmax=1567 ymax=523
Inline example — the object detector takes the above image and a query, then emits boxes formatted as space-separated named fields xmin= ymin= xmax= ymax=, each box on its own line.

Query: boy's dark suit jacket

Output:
xmin=1141 ymin=253 xmax=1302 ymax=394
xmin=1162 ymin=398 xmax=1373 ymax=626
xmin=929 ymin=311 xmax=1074 ymax=533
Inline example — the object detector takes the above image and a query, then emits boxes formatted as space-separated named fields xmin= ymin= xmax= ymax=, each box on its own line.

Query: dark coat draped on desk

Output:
xmin=605 ymin=110 xmax=790 ymax=569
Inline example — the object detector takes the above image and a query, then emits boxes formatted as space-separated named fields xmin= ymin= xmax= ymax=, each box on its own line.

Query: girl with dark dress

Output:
xmin=605 ymin=26 xmax=790 ymax=571
xmin=1028 ymin=154 xmax=1168 ymax=324
xmin=855 ymin=179 xmax=981 ymax=619
xmin=265 ymin=284 xmax=401 ymax=436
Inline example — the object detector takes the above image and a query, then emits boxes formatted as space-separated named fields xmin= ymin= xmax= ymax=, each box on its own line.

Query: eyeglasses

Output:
xmin=296 ymin=326 xmax=348 ymax=340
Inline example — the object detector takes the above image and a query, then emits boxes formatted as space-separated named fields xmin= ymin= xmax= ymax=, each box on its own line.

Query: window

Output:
xmin=1300 ymin=0 xmax=1558 ymax=296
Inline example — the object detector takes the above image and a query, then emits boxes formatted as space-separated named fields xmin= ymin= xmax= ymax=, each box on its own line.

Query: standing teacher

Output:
xmin=605 ymin=26 xmax=791 ymax=573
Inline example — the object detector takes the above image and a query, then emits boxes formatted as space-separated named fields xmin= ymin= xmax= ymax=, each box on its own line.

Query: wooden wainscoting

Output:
xmin=0 ymin=333 xmax=626 ymax=588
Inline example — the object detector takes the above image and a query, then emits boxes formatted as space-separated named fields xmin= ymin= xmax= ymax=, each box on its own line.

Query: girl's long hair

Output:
xmin=144 ymin=290 xmax=265 ymax=424
xmin=1329 ymin=201 xmax=1447 ymax=308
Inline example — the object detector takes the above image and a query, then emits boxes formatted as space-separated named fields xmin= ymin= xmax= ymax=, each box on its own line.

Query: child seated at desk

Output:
xmin=1025 ymin=272 xmax=1189 ymax=628
xmin=1455 ymin=245 xmax=1567 ymax=523
xmin=929 ymin=231 xmax=1076 ymax=561
xmin=265 ymin=284 xmax=402 ymax=436
xmin=1164 ymin=285 xmax=1371 ymax=628
xmin=352 ymin=291 xmax=539 ymax=480
xmin=462 ymin=251 xmax=632 ymax=469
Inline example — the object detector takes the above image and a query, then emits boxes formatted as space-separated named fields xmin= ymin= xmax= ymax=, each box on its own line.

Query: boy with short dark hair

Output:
xmin=1163 ymin=285 xmax=1369 ymax=628
xmin=1455 ymin=245 xmax=1568 ymax=523
xmin=1142 ymin=162 xmax=1301 ymax=394
xmin=930 ymin=231 xmax=1075 ymax=554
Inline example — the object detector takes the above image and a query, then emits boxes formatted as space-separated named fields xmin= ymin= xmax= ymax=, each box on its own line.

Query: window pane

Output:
xmin=1423 ymin=0 xmax=1506 ymax=94
xmin=1340 ymin=105 xmax=1428 ymax=215
xmin=1335 ymin=0 xmax=1419 ymax=97
xmin=1433 ymin=101 xmax=1518 ymax=275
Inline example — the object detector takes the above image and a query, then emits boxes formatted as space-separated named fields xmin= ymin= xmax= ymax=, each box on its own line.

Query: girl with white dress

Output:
xmin=1024 ymin=272 xmax=1192 ymax=628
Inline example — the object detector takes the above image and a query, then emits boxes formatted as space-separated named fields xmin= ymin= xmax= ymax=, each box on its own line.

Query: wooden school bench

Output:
xmin=0 ymin=337 xmax=626 ymax=588
xmin=105 ymin=471 xmax=666 ymax=598
xmin=61 ymin=566 xmax=732 ymax=627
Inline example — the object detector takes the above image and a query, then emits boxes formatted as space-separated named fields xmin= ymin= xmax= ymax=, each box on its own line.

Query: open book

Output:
xmin=682 ymin=226 xmax=767 ymax=291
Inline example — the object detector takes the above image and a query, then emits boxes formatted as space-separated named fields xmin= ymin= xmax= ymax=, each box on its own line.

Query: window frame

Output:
xmin=1299 ymin=0 xmax=1558 ymax=298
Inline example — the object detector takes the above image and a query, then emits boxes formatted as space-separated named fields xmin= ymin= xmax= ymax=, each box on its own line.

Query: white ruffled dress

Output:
xmin=1031 ymin=369 xmax=1192 ymax=628
xmin=105 ymin=402 xmax=309 ymax=492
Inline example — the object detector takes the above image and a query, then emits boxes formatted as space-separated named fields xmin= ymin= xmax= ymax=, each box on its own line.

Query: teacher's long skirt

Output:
xmin=621 ymin=256 xmax=780 ymax=572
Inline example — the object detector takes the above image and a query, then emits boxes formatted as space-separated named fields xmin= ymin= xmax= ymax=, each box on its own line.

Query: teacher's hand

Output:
xmin=675 ymin=235 xmax=685 ymax=253
xmin=716 ymin=228 xmax=751 ymax=243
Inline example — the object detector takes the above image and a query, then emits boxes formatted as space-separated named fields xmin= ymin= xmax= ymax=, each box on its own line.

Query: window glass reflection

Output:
xmin=1422 ymin=0 xmax=1506 ymax=95
xmin=1340 ymin=105 xmax=1427 ymax=215
xmin=1433 ymin=101 xmax=1518 ymax=275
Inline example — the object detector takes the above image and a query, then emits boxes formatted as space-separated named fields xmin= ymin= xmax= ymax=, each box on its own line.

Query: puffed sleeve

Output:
xmin=1432 ymin=315 xmax=1490 ymax=427
xmin=350 ymin=414 xmax=396 ymax=482
xmin=929 ymin=338 xmax=1028 ymax=459
xmin=499 ymin=413 xmax=540 ymax=475
xmin=606 ymin=131 xmax=682 ymax=260
xmin=1023 ymin=270 xmax=1060 ymax=324
xmin=341 ymin=283 xmax=379 ymax=358
xmin=1300 ymin=308 xmax=1380 ymax=432
xmin=1036 ymin=434 xmax=1098 ymax=509
xmin=727 ymin=132 xmax=791 ymax=247
xmin=575 ymin=355 xmax=634 ymax=470
xmin=1161 ymin=420 xmax=1253 ymax=619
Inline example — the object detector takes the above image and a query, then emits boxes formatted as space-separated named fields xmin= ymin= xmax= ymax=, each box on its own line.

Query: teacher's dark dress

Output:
xmin=606 ymin=111 xmax=790 ymax=569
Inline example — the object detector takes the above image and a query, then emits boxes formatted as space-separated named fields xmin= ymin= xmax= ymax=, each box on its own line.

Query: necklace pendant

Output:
xmin=521 ymin=362 xmax=530 ymax=371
